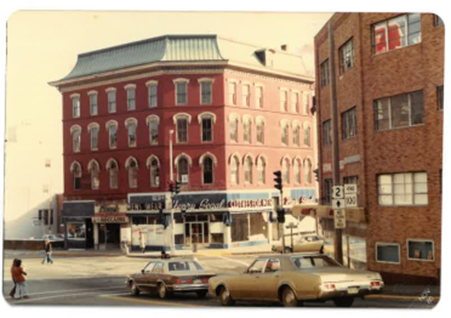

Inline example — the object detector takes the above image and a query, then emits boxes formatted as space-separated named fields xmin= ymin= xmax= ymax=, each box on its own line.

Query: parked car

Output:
xmin=209 ymin=253 xmax=384 ymax=307
xmin=272 ymin=234 xmax=324 ymax=253
xmin=126 ymin=258 xmax=215 ymax=299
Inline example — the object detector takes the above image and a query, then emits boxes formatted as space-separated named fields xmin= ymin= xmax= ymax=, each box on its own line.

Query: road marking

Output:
xmin=11 ymin=288 xmax=126 ymax=304
xmin=366 ymin=294 xmax=440 ymax=301
xmin=102 ymin=295 xmax=207 ymax=307
xmin=217 ymin=256 xmax=250 ymax=267
xmin=26 ymin=285 xmax=125 ymax=296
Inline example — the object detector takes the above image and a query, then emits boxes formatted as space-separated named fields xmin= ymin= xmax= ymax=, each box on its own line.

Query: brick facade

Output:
xmin=315 ymin=13 xmax=444 ymax=283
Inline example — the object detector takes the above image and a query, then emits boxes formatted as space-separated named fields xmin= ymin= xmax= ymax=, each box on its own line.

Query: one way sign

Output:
xmin=332 ymin=199 xmax=345 ymax=209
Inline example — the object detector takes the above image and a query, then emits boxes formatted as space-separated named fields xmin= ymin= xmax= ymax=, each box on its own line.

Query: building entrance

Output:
xmin=99 ymin=223 xmax=121 ymax=250
xmin=185 ymin=222 xmax=209 ymax=245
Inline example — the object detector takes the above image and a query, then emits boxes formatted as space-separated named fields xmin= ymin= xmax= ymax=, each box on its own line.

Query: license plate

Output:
xmin=348 ymin=287 xmax=359 ymax=295
xmin=194 ymin=279 xmax=202 ymax=284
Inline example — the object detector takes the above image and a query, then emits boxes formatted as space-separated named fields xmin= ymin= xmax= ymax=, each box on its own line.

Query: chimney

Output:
xmin=281 ymin=44 xmax=288 ymax=51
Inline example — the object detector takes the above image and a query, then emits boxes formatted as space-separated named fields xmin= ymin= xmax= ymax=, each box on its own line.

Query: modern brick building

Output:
xmin=50 ymin=35 xmax=317 ymax=252
xmin=314 ymin=13 xmax=444 ymax=283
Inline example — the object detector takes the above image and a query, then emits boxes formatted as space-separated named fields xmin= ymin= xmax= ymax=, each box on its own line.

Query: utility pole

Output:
xmin=328 ymin=21 xmax=343 ymax=265
xmin=168 ymin=129 xmax=175 ymax=253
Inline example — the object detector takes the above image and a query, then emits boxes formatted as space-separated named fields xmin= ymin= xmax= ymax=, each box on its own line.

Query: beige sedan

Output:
xmin=209 ymin=253 xmax=384 ymax=307
xmin=272 ymin=235 xmax=324 ymax=253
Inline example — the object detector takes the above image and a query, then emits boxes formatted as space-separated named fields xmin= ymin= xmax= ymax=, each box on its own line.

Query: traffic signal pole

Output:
xmin=169 ymin=130 xmax=175 ymax=253
xmin=328 ymin=21 xmax=343 ymax=265
xmin=273 ymin=171 xmax=286 ymax=254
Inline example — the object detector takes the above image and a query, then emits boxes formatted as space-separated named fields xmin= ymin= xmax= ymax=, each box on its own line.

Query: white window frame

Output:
xmin=125 ymin=157 xmax=139 ymax=189
xmin=174 ymin=153 xmax=192 ymax=184
xmin=199 ymin=152 xmax=217 ymax=185
xmin=173 ymin=78 xmax=189 ymax=105
xmin=124 ymin=84 xmax=136 ymax=111
xmin=198 ymin=78 xmax=214 ymax=105
xmin=375 ymin=242 xmax=401 ymax=264
xmin=228 ymin=113 xmax=240 ymax=143
xmin=173 ymin=113 xmax=192 ymax=144
xmin=228 ymin=79 xmax=238 ymax=106
xmin=106 ymin=159 xmax=119 ymax=189
xmin=280 ymin=120 xmax=290 ymax=146
xmin=125 ymin=118 xmax=138 ymax=148
xmin=88 ymin=159 xmax=100 ymax=190
xmin=230 ymin=154 xmax=240 ymax=185
xmin=255 ymin=84 xmax=264 ymax=109
xmin=257 ymin=155 xmax=267 ymax=185
xmin=87 ymin=123 xmax=99 ymax=151
xmin=256 ymin=116 xmax=265 ymax=145
xmin=243 ymin=154 xmax=254 ymax=185
xmin=406 ymin=239 xmax=435 ymax=262
xmin=377 ymin=172 xmax=428 ymax=206
xmin=280 ymin=88 xmax=289 ymax=112
xmin=146 ymin=80 xmax=158 ymax=108
xmin=198 ymin=112 xmax=216 ymax=143
xmin=242 ymin=83 xmax=251 ymax=107
xmin=88 ymin=91 xmax=98 ymax=116
xmin=106 ymin=120 xmax=118 ymax=150
xmin=70 ymin=93 xmax=81 ymax=118
xmin=292 ymin=91 xmax=300 ymax=113
xmin=243 ymin=115 xmax=253 ymax=144
xmin=146 ymin=115 xmax=160 ymax=145
xmin=147 ymin=155 xmax=161 ymax=188
xmin=70 ymin=125 xmax=82 ymax=153
xmin=105 ymin=87 xmax=117 ymax=113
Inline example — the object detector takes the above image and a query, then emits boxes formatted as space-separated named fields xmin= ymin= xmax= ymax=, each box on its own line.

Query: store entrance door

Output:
xmin=187 ymin=222 xmax=209 ymax=245
xmin=99 ymin=223 xmax=121 ymax=250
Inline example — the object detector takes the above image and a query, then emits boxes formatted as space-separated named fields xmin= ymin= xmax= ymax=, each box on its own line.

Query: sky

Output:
xmin=3 ymin=10 xmax=332 ymax=236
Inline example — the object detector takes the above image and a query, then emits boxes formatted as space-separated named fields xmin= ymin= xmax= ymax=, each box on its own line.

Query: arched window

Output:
xmin=294 ymin=158 xmax=302 ymax=184
xmin=229 ymin=113 xmax=240 ymax=142
xmin=281 ymin=120 xmax=290 ymax=146
xmin=70 ymin=125 xmax=81 ymax=153
xmin=304 ymin=92 xmax=310 ymax=115
xmin=70 ymin=161 xmax=82 ymax=190
xmin=243 ymin=116 xmax=252 ymax=143
xmin=256 ymin=116 xmax=265 ymax=144
xmin=178 ymin=157 xmax=189 ymax=184
xmin=147 ymin=156 xmax=160 ymax=187
xmin=282 ymin=158 xmax=290 ymax=184
xmin=230 ymin=155 xmax=240 ymax=185
xmin=203 ymin=157 xmax=214 ymax=185
xmin=292 ymin=91 xmax=299 ymax=113
xmin=107 ymin=159 xmax=119 ymax=189
xmin=305 ymin=158 xmax=313 ymax=184
xmin=126 ymin=157 xmax=138 ymax=189
xmin=173 ymin=113 xmax=191 ymax=143
xmin=88 ymin=123 xmax=99 ymax=151
xmin=198 ymin=112 xmax=216 ymax=143
xmin=106 ymin=120 xmax=118 ymax=149
xmin=244 ymin=155 xmax=253 ymax=184
xmin=257 ymin=156 xmax=266 ymax=184
xmin=125 ymin=118 xmax=137 ymax=147
xmin=304 ymin=122 xmax=311 ymax=147
xmin=293 ymin=121 xmax=300 ymax=146
xmin=146 ymin=115 xmax=159 ymax=145
xmin=88 ymin=160 xmax=100 ymax=190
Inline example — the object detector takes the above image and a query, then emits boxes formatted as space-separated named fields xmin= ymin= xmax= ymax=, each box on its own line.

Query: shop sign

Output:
xmin=95 ymin=200 xmax=127 ymax=214
xmin=92 ymin=215 xmax=129 ymax=224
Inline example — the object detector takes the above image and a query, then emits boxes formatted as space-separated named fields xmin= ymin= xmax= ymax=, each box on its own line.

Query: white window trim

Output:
xmin=106 ymin=120 xmax=118 ymax=150
xmin=125 ymin=85 xmax=136 ymax=111
xmin=229 ymin=152 xmax=241 ymax=185
xmin=105 ymin=87 xmax=117 ymax=93
xmin=279 ymin=87 xmax=289 ymax=112
xmin=71 ymin=95 xmax=81 ymax=118
xmin=291 ymin=90 xmax=300 ymax=113
xmin=173 ymin=78 xmax=190 ymax=106
xmin=87 ymin=123 xmax=100 ymax=151
xmin=105 ymin=88 xmax=117 ymax=113
xmin=198 ymin=78 xmax=214 ymax=105
xmin=256 ymin=155 xmax=267 ymax=185
xmin=377 ymin=172 xmax=429 ymax=207
xmin=406 ymin=239 xmax=435 ymax=262
xmin=243 ymin=154 xmax=254 ymax=185
xmin=198 ymin=112 xmax=216 ymax=143
xmin=70 ymin=161 xmax=82 ymax=173
xmin=147 ymin=155 xmax=161 ymax=188
xmin=199 ymin=152 xmax=217 ymax=186
xmin=227 ymin=79 xmax=238 ymax=106
xmin=375 ymin=242 xmax=401 ymax=264
xmin=125 ymin=156 xmax=139 ymax=169
xmin=254 ymin=84 xmax=264 ymax=109
xmin=70 ymin=93 xmax=80 ymax=99
xmin=174 ymin=153 xmax=193 ymax=183
xmin=70 ymin=125 xmax=82 ymax=134
xmin=124 ymin=83 xmax=137 ymax=90
xmin=173 ymin=113 xmax=192 ymax=144
xmin=146 ymin=80 xmax=159 ymax=108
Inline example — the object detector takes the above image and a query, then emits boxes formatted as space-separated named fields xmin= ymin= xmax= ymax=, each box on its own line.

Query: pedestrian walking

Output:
xmin=11 ymin=259 xmax=29 ymax=299
xmin=42 ymin=239 xmax=54 ymax=264
xmin=139 ymin=232 xmax=146 ymax=254
xmin=9 ymin=259 xmax=18 ymax=298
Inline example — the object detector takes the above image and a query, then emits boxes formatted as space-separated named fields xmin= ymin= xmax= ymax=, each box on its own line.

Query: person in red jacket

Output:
xmin=11 ymin=259 xmax=29 ymax=299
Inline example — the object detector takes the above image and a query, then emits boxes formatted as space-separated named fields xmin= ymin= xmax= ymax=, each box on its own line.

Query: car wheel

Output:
xmin=218 ymin=286 xmax=235 ymax=306
xmin=196 ymin=290 xmax=208 ymax=299
xmin=130 ymin=281 xmax=140 ymax=296
xmin=157 ymin=283 xmax=169 ymax=299
xmin=281 ymin=287 xmax=299 ymax=307
xmin=333 ymin=297 xmax=355 ymax=307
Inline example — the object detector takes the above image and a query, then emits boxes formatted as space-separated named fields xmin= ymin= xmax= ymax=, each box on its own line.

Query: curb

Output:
xmin=53 ymin=252 xmax=123 ymax=257
xmin=365 ymin=294 xmax=440 ymax=301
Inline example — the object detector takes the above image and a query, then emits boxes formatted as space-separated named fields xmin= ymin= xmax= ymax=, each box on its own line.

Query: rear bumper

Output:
xmin=317 ymin=281 xmax=384 ymax=299
xmin=171 ymin=283 xmax=209 ymax=292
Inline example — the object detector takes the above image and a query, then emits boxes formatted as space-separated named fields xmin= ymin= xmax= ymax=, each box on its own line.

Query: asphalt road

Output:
xmin=2 ymin=253 xmax=438 ymax=308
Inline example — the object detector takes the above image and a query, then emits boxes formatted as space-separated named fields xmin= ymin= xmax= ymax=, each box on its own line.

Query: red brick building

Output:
xmin=50 ymin=35 xmax=317 ymax=251
xmin=314 ymin=13 xmax=444 ymax=283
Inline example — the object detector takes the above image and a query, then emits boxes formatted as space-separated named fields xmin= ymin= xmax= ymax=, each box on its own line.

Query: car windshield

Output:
xmin=168 ymin=261 xmax=204 ymax=272
xmin=291 ymin=256 xmax=340 ymax=269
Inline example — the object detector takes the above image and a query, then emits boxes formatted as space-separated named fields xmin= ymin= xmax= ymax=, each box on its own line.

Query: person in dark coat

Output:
xmin=42 ymin=239 xmax=54 ymax=264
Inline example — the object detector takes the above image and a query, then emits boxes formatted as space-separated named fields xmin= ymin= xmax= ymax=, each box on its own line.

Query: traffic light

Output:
xmin=175 ymin=181 xmax=181 ymax=195
xmin=273 ymin=171 xmax=283 ymax=192
xmin=277 ymin=208 xmax=285 ymax=224
xmin=313 ymin=168 xmax=319 ymax=182
xmin=168 ymin=180 xmax=175 ymax=193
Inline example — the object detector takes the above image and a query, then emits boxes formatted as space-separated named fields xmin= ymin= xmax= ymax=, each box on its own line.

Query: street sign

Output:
xmin=334 ymin=210 xmax=346 ymax=229
xmin=345 ymin=193 xmax=358 ymax=208
xmin=32 ymin=220 xmax=43 ymax=227
xmin=332 ymin=198 xmax=345 ymax=209
xmin=287 ymin=222 xmax=298 ymax=229
xmin=344 ymin=184 xmax=358 ymax=194
xmin=332 ymin=186 xmax=344 ymax=199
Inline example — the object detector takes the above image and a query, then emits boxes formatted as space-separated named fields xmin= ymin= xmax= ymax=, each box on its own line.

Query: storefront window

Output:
xmin=249 ymin=213 xmax=268 ymax=239
xmin=67 ymin=222 xmax=86 ymax=240
xmin=232 ymin=214 xmax=249 ymax=242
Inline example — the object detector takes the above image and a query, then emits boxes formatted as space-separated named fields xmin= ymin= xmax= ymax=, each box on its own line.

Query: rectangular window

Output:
xmin=177 ymin=118 xmax=188 ymax=143
xmin=39 ymin=209 xmax=54 ymax=225
xmin=256 ymin=86 xmax=264 ymax=108
xmin=342 ymin=107 xmax=357 ymax=140
xmin=437 ymin=85 xmax=444 ymax=110
xmin=150 ymin=121 xmax=158 ymax=145
xmin=67 ymin=222 xmax=86 ymax=240
xmin=91 ymin=127 xmax=98 ymax=150
xmin=434 ymin=15 xmax=444 ymax=27
xmin=372 ymin=14 xmax=422 ymax=55
xmin=323 ymin=119 xmax=332 ymax=146
xmin=231 ymin=214 xmax=249 ymax=242
xmin=378 ymin=172 xmax=428 ymax=206
xmin=201 ymin=82 xmax=212 ymax=104
xmin=293 ymin=126 xmax=300 ymax=146
xmin=109 ymin=125 xmax=117 ymax=149
xmin=323 ymin=179 xmax=333 ymax=204
xmin=230 ymin=119 xmax=238 ymax=142
xmin=339 ymin=38 xmax=354 ymax=75
xmin=72 ymin=98 xmax=80 ymax=118
xmin=202 ymin=118 xmax=213 ymax=142
xmin=320 ymin=60 xmax=330 ymax=88
xmin=408 ymin=240 xmax=434 ymax=261
xmin=280 ymin=90 xmax=288 ymax=111
xmin=242 ymin=84 xmax=250 ymax=106
xmin=376 ymin=243 xmax=400 ymax=264
xmin=127 ymin=88 xmax=136 ymax=110
xmin=108 ymin=91 xmax=116 ymax=113
xmin=229 ymin=82 xmax=237 ymax=105
xmin=149 ymin=85 xmax=158 ymax=107
xmin=374 ymin=91 xmax=424 ymax=131
xmin=89 ymin=94 xmax=98 ymax=115
xmin=292 ymin=92 xmax=299 ymax=113
xmin=281 ymin=125 xmax=288 ymax=145
xmin=176 ymin=82 xmax=188 ymax=105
